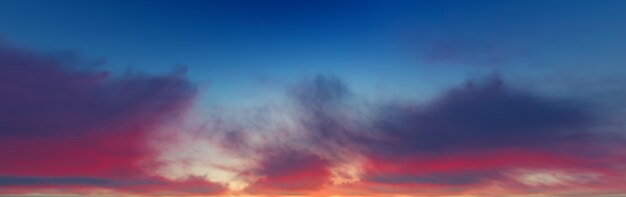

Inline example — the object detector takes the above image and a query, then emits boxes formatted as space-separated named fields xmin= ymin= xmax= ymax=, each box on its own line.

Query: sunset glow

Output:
xmin=1 ymin=0 xmax=626 ymax=196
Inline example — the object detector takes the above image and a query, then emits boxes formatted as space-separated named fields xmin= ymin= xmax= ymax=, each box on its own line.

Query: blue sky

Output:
xmin=2 ymin=0 xmax=625 ymax=108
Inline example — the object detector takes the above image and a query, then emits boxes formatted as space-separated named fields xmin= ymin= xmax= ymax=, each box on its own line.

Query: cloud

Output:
xmin=287 ymin=75 xmax=370 ymax=159
xmin=350 ymin=75 xmax=625 ymax=195
xmin=245 ymin=148 xmax=331 ymax=194
xmin=0 ymin=44 xmax=225 ymax=195
xmin=366 ymin=172 xmax=494 ymax=186
xmin=232 ymin=74 xmax=626 ymax=196
xmin=93 ymin=66 xmax=622 ymax=196
xmin=369 ymin=74 xmax=591 ymax=155
xmin=0 ymin=175 xmax=225 ymax=195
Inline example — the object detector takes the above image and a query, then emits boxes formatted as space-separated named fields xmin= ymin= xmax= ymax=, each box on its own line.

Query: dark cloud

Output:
xmin=366 ymin=171 xmax=496 ymax=186
xmin=279 ymin=73 xmax=600 ymax=159
xmin=0 ymin=44 xmax=224 ymax=195
xmin=248 ymin=74 xmax=625 ymax=194
xmin=0 ymin=176 xmax=124 ymax=187
xmin=0 ymin=44 xmax=195 ymax=138
xmin=219 ymin=73 xmax=621 ymax=195
xmin=370 ymin=75 xmax=592 ymax=155
xmin=0 ymin=175 xmax=225 ymax=195
xmin=345 ymin=75 xmax=626 ymax=193
xmin=245 ymin=148 xmax=330 ymax=193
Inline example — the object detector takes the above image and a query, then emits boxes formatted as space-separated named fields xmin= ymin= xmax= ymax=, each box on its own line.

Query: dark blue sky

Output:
xmin=2 ymin=0 xmax=625 ymax=108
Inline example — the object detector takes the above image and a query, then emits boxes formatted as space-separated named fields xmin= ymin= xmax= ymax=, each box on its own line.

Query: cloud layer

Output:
xmin=198 ymin=75 xmax=626 ymax=196
xmin=0 ymin=44 xmax=225 ymax=195
xmin=1 ymin=43 xmax=624 ymax=196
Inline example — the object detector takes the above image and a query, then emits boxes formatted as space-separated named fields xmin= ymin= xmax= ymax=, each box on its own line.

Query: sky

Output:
xmin=1 ymin=0 xmax=626 ymax=196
